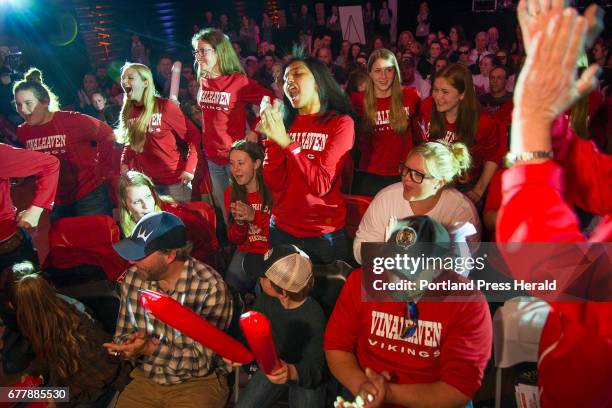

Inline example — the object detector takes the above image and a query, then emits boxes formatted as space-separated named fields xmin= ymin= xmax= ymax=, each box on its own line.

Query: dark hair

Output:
xmin=282 ymin=53 xmax=356 ymax=128
xmin=13 ymin=68 xmax=60 ymax=111
xmin=159 ymin=241 xmax=193 ymax=262
xmin=346 ymin=67 xmax=368 ymax=94
xmin=228 ymin=140 xmax=272 ymax=223
xmin=269 ymin=274 xmax=314 ymax=302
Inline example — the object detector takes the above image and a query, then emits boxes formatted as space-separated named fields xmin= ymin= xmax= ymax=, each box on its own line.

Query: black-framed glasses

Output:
xmin=399 ymin=163 xmax=432 ymax=184
xmin=401 ymin=301 xmax=419 ymax=338
xmin=192 ymin=48 xmax=215 ymax=57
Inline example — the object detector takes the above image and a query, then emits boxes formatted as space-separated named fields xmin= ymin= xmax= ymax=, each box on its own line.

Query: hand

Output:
xmin=266 ymin=360 xmax=289 ymax=384
xmin=256 ymin=99 xmax=291 ymax=148
xmin=245 ymin=130 xmax=259 ymax=143
xmin=180 ymin=171 xmax=194 ymax=185
xmin=230 ymin=201 xmax=255 ymax=222
xmin=103 ymin=331 xmax=160 ymax=359
xmin=513 ymin=7 xmax=600 ymax=127
xmin=465 ymin=189 xmax=482 ymax=204
xmin=518 ymin=0 xmax=603 ymax=52
xmin=357 ymin=368 xmax=391 ymax=407
xmin=16 ymin=206 xmax=44 ymax=229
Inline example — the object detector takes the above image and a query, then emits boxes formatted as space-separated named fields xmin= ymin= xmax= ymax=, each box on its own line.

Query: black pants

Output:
xmin=352 ymin=171 xmax=400 ymax=197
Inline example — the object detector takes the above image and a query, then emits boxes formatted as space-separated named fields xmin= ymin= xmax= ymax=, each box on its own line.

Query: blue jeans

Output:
xmin=237 ymin=371 xmax=325 ymax=408
xmin=207 ymin=160 xmax=232 ymax=223
xmin=51 ymin=182 xmax=112 ymax=222
xmin=270 ymin=221 xmax=348 ymax=265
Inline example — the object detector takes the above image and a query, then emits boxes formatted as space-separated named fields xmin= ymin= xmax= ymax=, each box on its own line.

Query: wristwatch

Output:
xmin=504 ymin=151 xmax=553 ymax=167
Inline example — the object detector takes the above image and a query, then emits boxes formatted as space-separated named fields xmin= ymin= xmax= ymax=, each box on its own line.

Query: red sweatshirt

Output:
xmin=350 ymin=88 xmax=420 ymax=176
xmin=417 ymin=107 xmax=506 ymax=184
xmin=263 ymin=113 xmax=354 ymax=237
xmin=0 ymin=143 xmax=60 ymax=240
xmin=199 ymin=73 xmax=275 ymax=165
xmin=496 ymin=136 xmax=612 ymax=407
xmin=121 ymin=98 xmax=197 ymax=185
xmin=324 ymin=269 xmax=492 ymax=405
xmin=224 ymin=187 xmax=271 ymax=254
xmin=17 ymin=111 xmax=113 ymax=205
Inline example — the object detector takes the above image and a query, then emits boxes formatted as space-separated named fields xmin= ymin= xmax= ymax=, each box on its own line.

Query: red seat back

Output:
xmin=344 ymin=195 xmax=373 ymax=239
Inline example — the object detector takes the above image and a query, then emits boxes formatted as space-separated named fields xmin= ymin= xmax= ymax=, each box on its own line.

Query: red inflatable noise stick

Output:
xmin=139 ymin=289 xmax=254 ymax=364
xmin=240 ymin=311 xmax=282 ymax=374
xmin=0 ymin=375 xmax=47 ymax=408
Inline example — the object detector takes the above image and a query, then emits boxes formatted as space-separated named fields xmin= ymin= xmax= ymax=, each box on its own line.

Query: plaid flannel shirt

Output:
xmin=113 ymin=257 xmax=232 ymax=385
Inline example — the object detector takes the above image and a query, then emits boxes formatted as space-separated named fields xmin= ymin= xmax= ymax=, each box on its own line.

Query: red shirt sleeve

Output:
xmin=0 ymin=143 xmax=60 ymax=209
xmin=163 ymin=99 xmax=198 ymax=175
xmin=183 ymin=115 xmax=201 ymax=175
xmin=324 ymin=269 xmax=362 ymax=352
xmin=224 ymin=187 xmax=248 ymax=245
xmin=483 ymin=169 xmax=504 ymax=215
xmin=236 ymin=76 xmax=276 ymax=105
xmin=284 ymin=115 xmax=355 ymax=197
xmin=476 ymin=113 xmax=505 ymax=165
xmin=263 ymin=139 xmax=288 ymax=192
xmin=120 ymin=145 xmax=136 ymax=171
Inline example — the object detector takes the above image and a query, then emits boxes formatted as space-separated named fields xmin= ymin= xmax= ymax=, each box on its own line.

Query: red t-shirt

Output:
xmin=0 ymin=143 xmax=59 ymax=240
xmin=324 ymin=269 xmax=492 ymax=404
xmin=224 ymin=187 xmax=271 ymax=254
xmin=263 ymin=112 xmax=354 ymax=237
xmin=121 ymin=98 xmax=197 ymax=185
xmin=417 ymin=105 xmax=506 ymax=184
xmin=199 ymin=73 xmax=275 ymax=165
xmin=350 ymin=88 xmax=420 ymax=176
xmin=17 ymin=111 xmax=113 ymax=205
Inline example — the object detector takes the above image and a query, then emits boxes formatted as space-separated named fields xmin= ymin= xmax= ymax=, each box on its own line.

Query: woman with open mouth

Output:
xmin=117 ymin=63 xmax=198 ymax=203
xmin=258 ymin=55 xmax=356 ymax=265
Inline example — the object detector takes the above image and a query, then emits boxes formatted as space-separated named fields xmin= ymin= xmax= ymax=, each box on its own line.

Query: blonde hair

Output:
xmin=117 ymin=63 xmax=160 ymax=152
xmin=118 ymin=171 xmax=163 ymax=236
xmin=364 ymin=49 xmax=408 ymax=134
xmin=13 ymin=68 xmax=60 ymax=112
xmin=411 ymin=141 xmax=472 ymax=184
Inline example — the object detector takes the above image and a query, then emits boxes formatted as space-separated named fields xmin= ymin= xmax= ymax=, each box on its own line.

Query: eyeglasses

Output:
xmin=399 ymin=163 xmax=432 ymax=184
xmin=401 ymin=301 xmax=419 ymax=338
xmin=192 ymin=48 xmax=215 ymax=57
xmin=458 ymin=50 xmax=470 ymax=55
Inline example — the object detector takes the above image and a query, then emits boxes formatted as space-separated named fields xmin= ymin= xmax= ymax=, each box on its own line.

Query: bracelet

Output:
xmin=504 ymin=151 xmax=553 ymax=167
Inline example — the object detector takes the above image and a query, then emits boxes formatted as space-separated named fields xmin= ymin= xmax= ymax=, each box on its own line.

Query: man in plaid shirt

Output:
xmin=104 ymin=211 xmax=232 ymax=407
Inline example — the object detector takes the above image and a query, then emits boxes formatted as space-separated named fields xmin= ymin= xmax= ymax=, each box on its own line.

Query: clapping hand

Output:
xmin=256 ymin=96 xmax=291 ymax=148
xmin=230 ymin=201 xmax=255 ymax=223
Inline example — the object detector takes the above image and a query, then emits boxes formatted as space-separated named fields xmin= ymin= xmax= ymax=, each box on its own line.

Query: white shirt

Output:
xmin=353 ymin=183 xmax=481 ymax=263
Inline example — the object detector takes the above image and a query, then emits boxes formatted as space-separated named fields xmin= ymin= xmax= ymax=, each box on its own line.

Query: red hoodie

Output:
xmin=17 ymin=111 xmax=113 ymax=205
xmin=121 ymin=98 xmax=197 ymax=185
xmin=0 ymin=143 xmax=60 ymax=240
xmin=417 ymin=103 xmax=506 ymax=184
xmin=350 ymin=88 xmax=420 ymax=176
xmin=224 ymin=187 xmax=271 ymax=254
xmin=496 ymin=134 xmax=612 ymax=407
xmin=199 ymin=73 xmax=275 ymax=165
xmin=263 ymin=112 xmax=354 ymax=237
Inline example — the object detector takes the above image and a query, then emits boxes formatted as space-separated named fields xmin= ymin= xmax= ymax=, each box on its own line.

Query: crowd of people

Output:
xmin=0 ymin=0 xmax=610 ymax=407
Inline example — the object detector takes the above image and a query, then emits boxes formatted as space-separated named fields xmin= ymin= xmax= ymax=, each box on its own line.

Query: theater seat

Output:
xmin=344 ymin=195 xmax=373 ymax=239
xmin=45 ymin=215 xmax=128 ymax=281
xmin=311 ymin=260 xmax=353 ymax=318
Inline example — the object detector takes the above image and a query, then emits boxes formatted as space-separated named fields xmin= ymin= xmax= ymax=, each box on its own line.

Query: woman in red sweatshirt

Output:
xmin=224 ymin=140 xmax=272 ymax=293
xmin=192 ymin=28 xmax=275 ymax=221
xmin=350 ymin=48 xmax=420 ymax=196
xmin=117 ymin=63 xmax=197 ymax=203
xmin=417 ymin=63 xmax=506 ymax=205
xmin=14 ymin=68 xmax=114 ymax=221
xmin=259 ymin=56 xmax=356 ymax=264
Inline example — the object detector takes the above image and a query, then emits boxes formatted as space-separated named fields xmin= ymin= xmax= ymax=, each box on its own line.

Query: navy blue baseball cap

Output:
xmin=113 ymin=211 xmax=186 ymax=261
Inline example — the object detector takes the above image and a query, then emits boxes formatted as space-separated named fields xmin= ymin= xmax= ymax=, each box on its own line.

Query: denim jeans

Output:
xmin=236 ymin=371 xmax=326 ymax=408
xmin=51 ymin=182 xmax=112 ymax=222
xmin=207 ymin=160 xmax=232 ymax=223
xmin=270 ymin=221 xmax=348 ymax=265
xmin=155 ymin=182 xmax=192 ymax=203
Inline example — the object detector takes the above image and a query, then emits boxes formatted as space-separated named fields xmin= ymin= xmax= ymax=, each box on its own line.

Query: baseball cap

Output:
xmin=113 ymin=211 xmax=186 ymax=261
xmin=243 ymin=244 xmax=312 ymax=293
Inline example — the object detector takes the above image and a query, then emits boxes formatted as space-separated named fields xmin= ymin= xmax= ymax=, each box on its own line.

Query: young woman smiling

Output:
xmin=117 ymin=63 xmax=197 ymax=203
xmin=258 ymin=56 xmax=356 ymax=264
xmin=418 ymin=63 xmax=505 ymax=204
xmin=350 ymin=49 xmax=420 ymax=196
